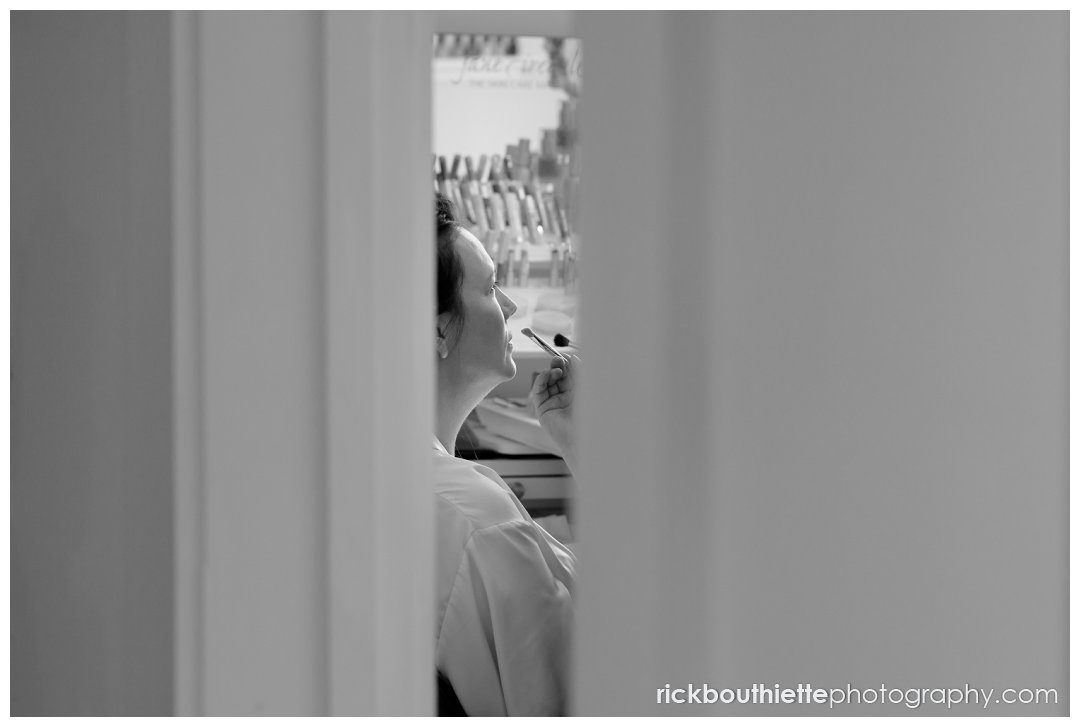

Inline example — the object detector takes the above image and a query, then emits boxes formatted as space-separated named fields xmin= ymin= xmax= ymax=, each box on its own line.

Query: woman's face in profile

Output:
xmin=444 ymin=229 xmax=518 ymax=386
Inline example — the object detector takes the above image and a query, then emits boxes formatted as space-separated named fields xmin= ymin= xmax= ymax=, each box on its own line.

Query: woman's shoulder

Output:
xmin=432 ymin=450 xmax=527 ymax=533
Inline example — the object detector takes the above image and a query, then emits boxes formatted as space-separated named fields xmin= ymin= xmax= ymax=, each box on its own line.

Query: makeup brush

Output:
xmin=553 ymin=333 xmax=577 ymax=349
xmin=520 ymin=327 xmax=568 ymax=361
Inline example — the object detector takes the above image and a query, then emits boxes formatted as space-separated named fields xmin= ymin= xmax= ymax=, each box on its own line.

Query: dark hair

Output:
xmin=436 ymin=193 xmax=465 ymax=347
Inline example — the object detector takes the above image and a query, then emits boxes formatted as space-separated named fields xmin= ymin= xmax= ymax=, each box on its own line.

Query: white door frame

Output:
xmin=173 ymin=10 xmax=576 ymax=716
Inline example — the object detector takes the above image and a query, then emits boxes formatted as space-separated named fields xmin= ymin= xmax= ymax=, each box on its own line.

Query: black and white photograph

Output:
xmin=9 ymin=8 xmax=1070 ymax=717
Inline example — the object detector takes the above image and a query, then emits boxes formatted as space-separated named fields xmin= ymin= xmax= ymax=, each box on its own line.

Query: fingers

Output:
xmin=556 ymin=355 xmax=579 ymax=389
xmin=549 ymin=354 xmax=579 ymax=371
xmin=529 ymin=370 xmax=556 ymax=408
xmin=530 ymin=354 xmax=577 ymax=414
xmin=535 ymin=390 xmax=572 ymax=417
xmin=530 ymin=365 xmax=571 ymax=412
xmin=533 ymin=366 xmax=567 ymax=391
xmin=543 ymin=368 xmax=569 ymax=396
xmin=531 ymin=384 xmax=565 ymax=410
xmin=530 ymin=368 xmax=552 ymax=396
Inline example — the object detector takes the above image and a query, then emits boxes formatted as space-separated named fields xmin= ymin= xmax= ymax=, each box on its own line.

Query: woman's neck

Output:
xmin=435 ymin=370 xmax=488 ymax=455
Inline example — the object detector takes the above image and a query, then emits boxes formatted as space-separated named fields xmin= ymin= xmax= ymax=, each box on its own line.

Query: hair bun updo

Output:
xmin=435 ymin=193 xmax=465 ymax=343
xmin=435 ymin=193 xmax=459 ymax=237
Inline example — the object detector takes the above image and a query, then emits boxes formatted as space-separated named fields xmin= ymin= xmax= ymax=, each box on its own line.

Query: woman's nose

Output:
xmin=501 ymin=291 xmax=518 ymax=318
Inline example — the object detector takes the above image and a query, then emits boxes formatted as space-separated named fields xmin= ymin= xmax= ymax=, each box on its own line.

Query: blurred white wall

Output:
xmin=433 ymin=78 xmax=566 ymax=161
xmin=191 ymin=11 xmax=329 ymax=714
xmin=11 ymin=11 xmax=174 ymax=715
xmin=174 ymin=10 xmax=438 ymax=716
xmin=430 ymin=11 xmax=576 ymax=160
xmin=575 ymin=10 xmax=1067 ymax=716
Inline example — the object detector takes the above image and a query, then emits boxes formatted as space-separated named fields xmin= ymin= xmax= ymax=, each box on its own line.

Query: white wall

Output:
xmin=576 ymin=11 xmax=1067 ymax=715
xmin=191 ymin=12 xmax=328 ymax=715
xmin=431 ymin=10 xmax=576 ymax=160
xmin=11 ymin=11 xmax=174 ymax=716
xmin=175 ymin=11 xmax=439 ymax=715
xmin=433 ymin=79 xmax=566 ymax=161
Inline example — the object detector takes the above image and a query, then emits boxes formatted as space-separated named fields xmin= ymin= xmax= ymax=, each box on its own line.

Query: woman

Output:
xmin=433 ymin=193 xmax=578 ymax=716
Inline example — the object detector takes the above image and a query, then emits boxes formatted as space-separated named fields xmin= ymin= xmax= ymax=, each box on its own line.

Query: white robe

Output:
xmin=433 ymin=436 xmax=577 ymax=716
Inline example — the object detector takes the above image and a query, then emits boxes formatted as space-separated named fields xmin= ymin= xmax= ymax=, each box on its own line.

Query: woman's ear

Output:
xmin=435 ymin=314 xmax=451 ymax=359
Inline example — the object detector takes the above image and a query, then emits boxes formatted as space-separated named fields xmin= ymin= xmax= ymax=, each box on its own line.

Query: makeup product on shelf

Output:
xmin=522 ymin=190 xmax=547 ymax=286
xmin=500 ymin=229 xmax=515 ymax=287
xmin=487 ymin=193 xmax=509 ymax=282
xmin=487 ymin=190 xmax=507 ymax=231
xmin=537 ymin=156 xmax=559 ymax=179
xmin=511 ymin=178 xmax=527 ymax=206
xmin=553 ymin=194 xmax=572 ymax=242
xmin=516 ymin=248 xmax=529 ymax=288
xmin=460 ymin=187 xmax=478 ymax=226
xmin=461 ymin=156 xmax=488 ymax=231
xmin=469 ymin=190 xmax=487 ymax=231
xmin=449 ymin=178 xmax=466 ymax=223
xmin=501 ymin=187 xmax=527 ymax=286
xmin=493 ymin=238 xmax=507 ymax=287
xmin=542 ymin=194 xmax=562 ymax=239
xmin=477 ymin=156 xmax=494 ymax=232
xmin=545 ymin=214 xmax=564 ymax=288
xmin=538 ymin=130 xmax=560 ymax=179
xmin=547 ymin=248 xmax=563 ymax=288
xmin=542 ymin=129 xmax=557 ymax=156
xmin=509 ymin=192 xmax=525 ymax=238
xmin=523 ymin=192 xmax=543 ymax=244
xmin=529 ymin=181 xmax=551 ymax=233
xmin=551 ymin=194 xmax=575 ymax=291
xmin=517 ymin=139 xmax=531 ymax=183
xmin=473 ymin=190 xmax=489 ymax=231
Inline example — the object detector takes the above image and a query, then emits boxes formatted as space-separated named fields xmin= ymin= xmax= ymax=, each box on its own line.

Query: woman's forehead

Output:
xmin=455 ymin=230 xmax=495 ymax=278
